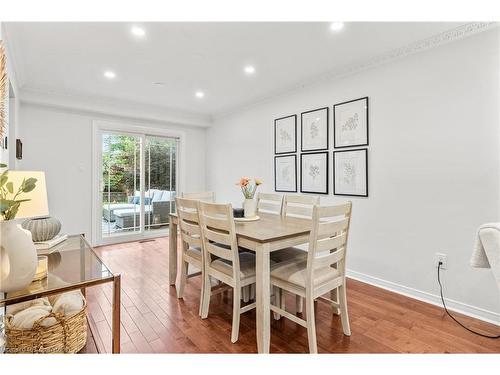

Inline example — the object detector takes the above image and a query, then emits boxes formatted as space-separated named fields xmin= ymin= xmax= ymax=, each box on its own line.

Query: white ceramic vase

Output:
xmin=0 ymin=220 xmax=38 ymax=293
xmin=243 ymin=198 xmax=256 ymax=218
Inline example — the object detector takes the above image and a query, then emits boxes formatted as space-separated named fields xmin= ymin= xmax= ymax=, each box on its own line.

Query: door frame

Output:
xmin=91 ymin=120 xmax=185 ymax=246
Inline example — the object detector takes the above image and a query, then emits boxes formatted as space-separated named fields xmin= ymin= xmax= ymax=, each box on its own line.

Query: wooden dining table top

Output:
xmin=170 ymin=211 xmax=312 ymax=243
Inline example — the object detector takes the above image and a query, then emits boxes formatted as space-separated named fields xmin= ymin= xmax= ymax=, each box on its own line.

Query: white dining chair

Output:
xmin=175 ymin=197 xmax=205 ymax=316
xmin=181 ymin=191 xmax=216 ymax=202
xmin=198 ymin=201 xmax=256 ymax=343
xmin=256 ymin=192 xmax=283 ymax=215
xmin=270 ymin=202 xmax=352 ymax=353
xmin=270 ymin=194 xmax=319 ymax=263
xmin=271 ymin=194 xmax=321 ymax=313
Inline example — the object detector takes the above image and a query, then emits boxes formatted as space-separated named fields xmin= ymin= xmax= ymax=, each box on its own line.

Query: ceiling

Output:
xmin=4 ymin=22 xmax=468 ymax=121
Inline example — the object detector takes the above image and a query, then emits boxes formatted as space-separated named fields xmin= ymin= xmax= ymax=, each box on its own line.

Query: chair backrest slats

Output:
xmin=315 ymin=232 xmax=347 ymax=254
xmin=203 ymin=226 xmax=232 ymax=247
xmin=256 ymin=192 xmax=283 ymax=215
xmin=181 ymin=191 xmax=216 ymax=202
xmin=176 ymin=197 xmax=203 ymax=253
xmin=206 ymin=242 xmax=233 ymax=261
xmin=317 ymin=218 xmax=350 ymax=239
xmin=313 ymin=247 xmax=346 ymax=269
xmin=202 ymin=215 xmax=232 ymax=231
xmin=283 ymin=194 xmax=320 ymax=219
xmin=306 ymin=202 xmax=352 ymax=285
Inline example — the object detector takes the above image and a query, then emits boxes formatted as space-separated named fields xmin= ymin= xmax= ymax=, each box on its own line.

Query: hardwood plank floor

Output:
xmin=81 ymin=236 xmax=500 ymax=353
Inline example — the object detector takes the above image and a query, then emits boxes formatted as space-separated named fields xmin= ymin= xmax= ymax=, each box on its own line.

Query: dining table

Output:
xmin=168 ymin=211 xmax=313 ymax=353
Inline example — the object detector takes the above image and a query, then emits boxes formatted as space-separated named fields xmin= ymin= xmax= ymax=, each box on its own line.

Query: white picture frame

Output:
xmin=274 ymin=154 xmax=297 ymax=192
xmin=274 ymin=115 xmax=297 ymax=154
xmin=300 ymin=152 xmax=328 ymax=194
xmin=333 ymin=149 xmax=368 ymax=197
xmin=301 ymin=107 xmax=329 ymax=152
xmin=334 ymin=97 xmax=369 ymax=148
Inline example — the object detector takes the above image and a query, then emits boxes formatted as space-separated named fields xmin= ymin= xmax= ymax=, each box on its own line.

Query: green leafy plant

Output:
xmin=0 ymin=163 xmax=38 ymax=220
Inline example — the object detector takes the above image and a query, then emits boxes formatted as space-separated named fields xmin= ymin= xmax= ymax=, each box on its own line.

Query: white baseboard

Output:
xmin=346 ymin=269 xmax=500 ymax=327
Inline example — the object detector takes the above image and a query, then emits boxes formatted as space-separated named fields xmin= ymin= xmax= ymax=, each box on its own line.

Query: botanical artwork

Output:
xmin=274 ymin=115 xmax=296 ymax=154
xmin=333 ymin=149 xmax=368 ymax=197
xmin=275 ymin=155 xmax=296 ymax=192
xmin=334 ymin=97 xmax=368 ymax=148
xmin=300 ymin=152 xmax=328 ymax=194
xmin=301 ymin=107 xmax=328 ymax=151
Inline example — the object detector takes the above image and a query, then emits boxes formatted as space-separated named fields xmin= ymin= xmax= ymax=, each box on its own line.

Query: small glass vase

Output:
xmin=243 ymin=198 xmax=256 ymax=218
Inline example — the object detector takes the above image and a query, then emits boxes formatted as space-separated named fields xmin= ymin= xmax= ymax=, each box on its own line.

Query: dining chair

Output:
xmin=175 ymin=197 xmax=205 ymax=316
xmin=270 ymin=194 xmax=320 ymax=264
xmin=270 ymin=202 xmax=352 ymax=353
xmin=256 ymin=192 xmax=283 ymax=215
xmin=181 ymin=191 xmax=216 ymax=202
xmin=272 ymin=194 xmax=321 ymax=313
xmin=198 ymin=201 xmax=256 ymax=343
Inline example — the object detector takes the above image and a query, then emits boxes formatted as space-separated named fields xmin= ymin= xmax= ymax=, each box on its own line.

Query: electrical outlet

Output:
xmin=435 ymin=253 xmax=447 ymax=270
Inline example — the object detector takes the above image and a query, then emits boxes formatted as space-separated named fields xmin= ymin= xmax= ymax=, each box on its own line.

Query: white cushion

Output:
xmin=271 ymin=261 xmax=340 ymax=288
xmin=161 ymin=191 xmax=172 ymax=201
xmin=210 ymin=252 xmax=256 ymax=279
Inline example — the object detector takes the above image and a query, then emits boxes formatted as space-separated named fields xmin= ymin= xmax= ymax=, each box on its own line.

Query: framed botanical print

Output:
xmin=333 ymin=148 xmax=368 ymax=197
xmin=274 ymin=154 xmax=297 ymax=192
xmin=300 ymin=152 xmax=328 ymax=195
xmin=333 ymin=97 xmax=369 ymax=148
xmin=301 ymin=107 xmax=329 ymax=152
xmin=274 ymin=115 xmax=297 ymax=154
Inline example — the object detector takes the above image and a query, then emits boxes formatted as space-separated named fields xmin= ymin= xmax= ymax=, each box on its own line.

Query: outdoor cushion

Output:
xmin=152 ymin=190 xmax=164 ymax=202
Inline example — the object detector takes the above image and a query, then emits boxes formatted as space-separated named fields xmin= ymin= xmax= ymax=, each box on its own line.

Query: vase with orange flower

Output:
xmin=236 ymin=177 xmax=262 ymax=218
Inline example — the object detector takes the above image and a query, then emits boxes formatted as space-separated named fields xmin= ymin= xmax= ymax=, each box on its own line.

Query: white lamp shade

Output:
xmin=3 ymin=171 xmax=49 ymax=219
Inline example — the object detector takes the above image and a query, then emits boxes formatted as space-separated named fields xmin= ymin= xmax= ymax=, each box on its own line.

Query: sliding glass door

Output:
xmin=98 ymin=130 xmax=178 ymax=244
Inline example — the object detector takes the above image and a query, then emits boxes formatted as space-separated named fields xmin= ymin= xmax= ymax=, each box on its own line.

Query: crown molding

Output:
xmin=213 ymin=22 xmax=498 ymax=121
xmin=19 ymin=86 xmax=212 ymax=128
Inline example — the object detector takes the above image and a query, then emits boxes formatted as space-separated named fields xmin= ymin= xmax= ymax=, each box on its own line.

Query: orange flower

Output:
xmin=235 ymin=177 xmax=250 ymax=187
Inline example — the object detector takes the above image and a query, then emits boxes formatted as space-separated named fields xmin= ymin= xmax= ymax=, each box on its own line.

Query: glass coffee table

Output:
xmin=0 ymin=235 xmax=121 ymax=353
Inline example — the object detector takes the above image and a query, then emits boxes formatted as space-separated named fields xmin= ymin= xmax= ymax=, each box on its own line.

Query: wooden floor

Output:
xmin=81 ymin=236 xmax=500 ymax=353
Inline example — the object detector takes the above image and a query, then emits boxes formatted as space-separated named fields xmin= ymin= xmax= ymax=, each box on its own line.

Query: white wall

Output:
xmin=207 ymin=29 xmax=500 ymax=321
xmin=17 ymin=103 xmax=207 ymax=239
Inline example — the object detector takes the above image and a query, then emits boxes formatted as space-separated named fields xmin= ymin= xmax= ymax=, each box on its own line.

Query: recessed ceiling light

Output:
xmin=195 ymin=91 xmax=205 ymax=98
xmin=329 ymin=22 xmax=344 ymax=32
xmin=131 ymin=26 xmax=146 ymax=37
xmin=104 ymin=71 xmax=116 ymax=79
xmin=153 ymin=82 xmax=166 ymax=86
xmin=244 ymin=65 xmax=256 ymax=75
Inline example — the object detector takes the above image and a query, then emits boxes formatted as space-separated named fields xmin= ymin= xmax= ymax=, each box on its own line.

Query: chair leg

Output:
xmin=330 ymin=287 xmax=340 ymax=315
xmin=296 ymin=295 xmax=303 ymax=314
xmin=273 ymin=286 xmax=281 ymax=320
xmin=231 ymin=286 xmax=242 ymax=343
xmin=305 ymin=293 xmax=318 ymax=354
xmin=201 ymin=272 xmax=212 ymax=319
xmin=177 ymin=260 xmax=189 ymax=299
xmin=242 ymin=285 xmax=250 ymax=303
xmin=280 ymin=288 xmax=286 ymax=311
xmin=339 ymin=284 xmax=351 ymax=336
xmin=198 ymin=269 xmax=205 ymax=317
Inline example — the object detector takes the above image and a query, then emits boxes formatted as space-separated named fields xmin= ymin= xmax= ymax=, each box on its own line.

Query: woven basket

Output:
xmin=4 ymin=300 xmax=87 ymax=354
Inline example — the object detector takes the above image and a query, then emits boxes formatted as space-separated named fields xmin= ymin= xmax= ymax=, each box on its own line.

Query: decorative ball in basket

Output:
xmin=4 ymin=299 xmax=88 ymax=354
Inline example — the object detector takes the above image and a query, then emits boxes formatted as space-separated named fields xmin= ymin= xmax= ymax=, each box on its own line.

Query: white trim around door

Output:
xmin=92 ymin=120 xmax=186 ymax=246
